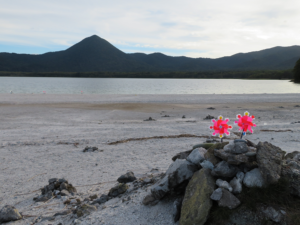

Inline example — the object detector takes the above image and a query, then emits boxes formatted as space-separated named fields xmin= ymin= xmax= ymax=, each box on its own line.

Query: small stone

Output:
xmin=200 ymin=160 xmax=214 ymax=170
xmin=142 ymin=194 xmax=156 ymax=205
xmin=218 ymin=189 xmax=241 ymax=209
xmin=0 ymin=205 xmax=22 ymax=223
xmin=54 ymin=190 xmax=60 ymax=195
xmin=89 ymin=194 xmax=98 ymax=200
xmin=236 ymin=171 xmax=245 ymax=182
xmin=108 ymin=183 xmax=128 ymax=197
xmin=230 ymin=177 xmax=242 ymax=194
xmin=34 ymin=191 xmax=53 ymax=202
xmin=92 ymin=194 xmax=109 ymax=205
xmin=70 ymin=199 xmax=77 ymax=204
xmin=211 ymin=161 xmax=238 ymax=178
xmin=60 ymin=190 xmax=70 ymax=196
xmin=58 ymin=178 xmax=68 ymax=184
xmin=245 ymin=152 xmax=256 ymax=157
xmin=117 ymin=171 xmax=137 ymax=183
xmin=54 ymin=209 xmax=72 ymax=216
xmin=210 ymin=188 xmax=222 ymax=201
xmin=173 ymin=197 xmax=183 ymax=222
xmin=75 ymin=204 xmax=97 ymax=217
xmin=143 ymin=178 xmax=152 ymax=184
xmin=60 ymin=182 xmax=68 ymax=191
xmin=243 ymin=168 xmax=265 ymax=188
xmin=216 ymin=179 xmax=232 ymax=192
xmin=187 ymin=147 xmax=207 ymax=165
xmin=262 ymin=206 xmax=283 ymax=223
xmin=48 ymin=178 xmax=58 ymax=184
xmin=231 ymin=142 xmax=248 ymax=154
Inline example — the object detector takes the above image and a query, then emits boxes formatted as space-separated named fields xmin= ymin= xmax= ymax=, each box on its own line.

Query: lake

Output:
xmin=0 ymin=77 xmax=299 ymax=94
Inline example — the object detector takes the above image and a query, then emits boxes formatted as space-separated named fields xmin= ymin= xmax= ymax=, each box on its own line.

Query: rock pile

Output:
xmin=34 ymin=178 xmax=77 ymax=202
xmin=142 ymin=139 xmax=300 ymax=225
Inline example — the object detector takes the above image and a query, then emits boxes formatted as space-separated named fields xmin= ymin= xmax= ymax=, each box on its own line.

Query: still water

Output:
xmin=0 ymin=77 xmax=299 ymax=94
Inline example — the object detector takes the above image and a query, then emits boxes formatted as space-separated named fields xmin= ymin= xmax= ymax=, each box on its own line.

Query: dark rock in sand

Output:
xmin=256 ymin=142 xmax=285 ymax=185
xmin=108 ymin=183 xmax=128 ymax=197
xmin=54 ymin=209 xmax=72 ymax=216
xmin=172 ymin=149 xmax=193 ymax=161
xmin=117 ymin=171 xmax=137 ymax=183
xmin=0 ymin=205 xmax=22 ymax=223
xmin=75 ymin=204 xmax=97 ymax=217
xmin=34 ymin=191 xmax=54 ymax=202
xmin=48 ymin=178 xmax=58 ymax=184
xmin=92 ymin=194 xmax=109 ymax=205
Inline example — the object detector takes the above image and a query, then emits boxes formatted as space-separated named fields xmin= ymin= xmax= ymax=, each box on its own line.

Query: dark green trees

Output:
xmin=294 ymin=58 xmax=300 ymax=83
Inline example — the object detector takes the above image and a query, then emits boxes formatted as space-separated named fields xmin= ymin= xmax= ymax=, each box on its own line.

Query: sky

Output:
xmin=1 ymin=0 xmax=300 ymax=58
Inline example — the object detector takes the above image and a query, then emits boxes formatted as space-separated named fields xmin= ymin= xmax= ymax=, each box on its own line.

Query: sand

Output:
xmin=0 ymin=93 xmax=300 ymax=224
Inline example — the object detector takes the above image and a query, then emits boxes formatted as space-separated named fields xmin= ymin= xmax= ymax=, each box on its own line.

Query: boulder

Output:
xmin=281 ymin=160 xmax=300 ymax=197
xmin=256 ymin=142 xmax=285 ymax=185
xmin=211 ymin=161 xmax=238 ymax=178
xmin=92 ymin=194 xmax=109 ymax=205
xmin=210 ymin=188 xmax=223 ymax=201
xmin=216 ymin=179 xmax=232 ymax=192
xmin=218 ymin=189 xmax=241 ymax=209
xmin=180 ymin=168 xmax=215 ymax=225
xmin=187 ymin=148 xmax=206 ymax=165
xmin=230 ymin=177 xmax=242 ymax=194
xmin=172 ymin=149 xmax=192 ymax=161
xmin=151 ymin=159 xmax=198 ymax=200
xmin=117 ymin=171 xmax=136 ymax=183
xmin=243 ymin=168 xmax=265 ymax=188
xmin=0 ymin=205 xmax=22 ymax=223
xmin=108 ymin=183 xmax=128 ymax=197
xmin=75 ymin=204 xmax=97 ymax=217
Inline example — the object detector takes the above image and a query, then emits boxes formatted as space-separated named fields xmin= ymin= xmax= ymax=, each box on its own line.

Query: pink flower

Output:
xmin=235 ymin=111 xmax=256 ymax=135
xmin=209 ymin=116 xmax=232 ymax=138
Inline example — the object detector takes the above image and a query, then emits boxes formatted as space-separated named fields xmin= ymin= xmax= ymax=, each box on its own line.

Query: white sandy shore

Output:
xmin=1 ymin=94 xmax=300 ymax=224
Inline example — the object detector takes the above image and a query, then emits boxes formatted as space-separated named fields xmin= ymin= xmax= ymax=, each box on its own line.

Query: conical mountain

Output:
xmin=0 ymin=35 xmax=299 ymax=72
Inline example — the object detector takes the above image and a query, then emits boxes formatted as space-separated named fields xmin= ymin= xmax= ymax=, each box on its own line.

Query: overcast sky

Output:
xmin=1 ymin=0 xmax=299 ymax=58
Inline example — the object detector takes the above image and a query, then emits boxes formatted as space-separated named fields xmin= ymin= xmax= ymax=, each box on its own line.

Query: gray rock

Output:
xmin=173 ymin=197 xmax=183 ymax=222
xmin=54 ymin=190 xmax=61 ymax=195
xmin=210 ymin=188 xmax=223 ymax=201
xmin=200 ymin=160 xmax=214 ymax=170
xmin=231 ymin=142 xmax=248 ymax=154
xmin=230 ymin=177 xmax=242 ymax=194
xmin=34 ymin=191 xmax=53 ymax=202
xmin=58 ymin=178 xmax=68 ymax=184
xmin=211 ymin=161 xmax=238 ymax=178
xmin=281 ymin=160 xmax=300 ymax=197
xmin=224 ymin=141 xmax=235 ymax=152
xmin=42 ymin=183 xmax=55 ymax=195
xmin=218 ymin=189 xmax=241 ymax=209
xmin=60 ymin=182 xmax=68 ymax=191
xmin=187 ymin=148 xmax=207 ymax=165
xmin=243 ymin=168 xmax=265 ymax=188
xmin=60 ymin=190 xmax=70 ymax=196
xmin=236 ymin=171 xmax=245 ymax=182
xmin=117 ymin=171 xmax=136 ymax=183
xmin=142 ymin=194 xmax=156 ymax=205
xmin=245 ymin=152 xmax=256 ymax=157
xmin=92 ymin=194 xmax=109 ymax=205
xmin=216 ymin=179 xmax=232 ymax=192
xmin=214 ymin=149 xmax=230 ymax=161
xmin=227 ymin=154 xmax=250 ymax=165
xmin=256 ymin=142 xmax=285 ymax=185
xmin=172 ymin=149 xmax=192 ymax=161
xmin=151 ymin=159 xmax=198 ymax=200
xmin=108 ymin=183 xmax=128 ymax=197
xmin=0 ymin=205 xmax=22 ymax=223
xmin=262 ymin=206 xmax=283 ymax=223
xmin=48 ymin=178 xmax=58 ymax=184
xmin=180 ymin=168 xmax=216 ymax=225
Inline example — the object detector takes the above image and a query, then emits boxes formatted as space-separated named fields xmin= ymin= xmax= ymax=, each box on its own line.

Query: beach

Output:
xmin=1 ymin=93 xmax=300 ymax=224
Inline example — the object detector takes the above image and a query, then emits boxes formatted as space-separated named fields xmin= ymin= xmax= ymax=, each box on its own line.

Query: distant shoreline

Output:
xmin=0 ymin=70 xmax=293 ymax=80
